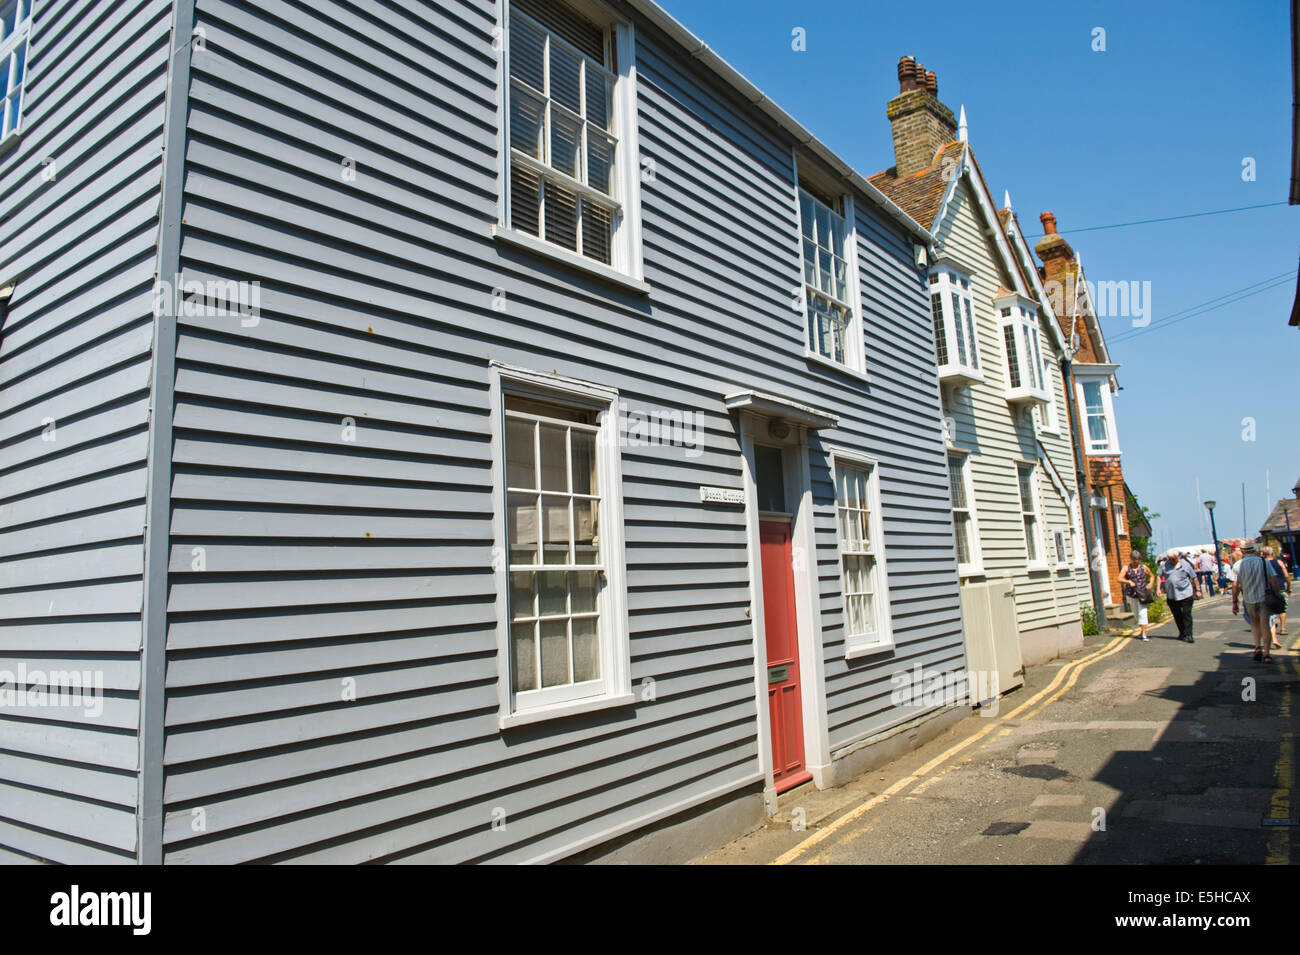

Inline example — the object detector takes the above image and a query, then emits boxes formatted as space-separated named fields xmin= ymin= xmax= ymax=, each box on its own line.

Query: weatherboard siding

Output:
xmin=0 ymin=0 xmax=174 ymax=863
xmin=934 ymin=182 xmax=1086 ymax=636
xmin=152 ymin=0 xmax=966 ymax=863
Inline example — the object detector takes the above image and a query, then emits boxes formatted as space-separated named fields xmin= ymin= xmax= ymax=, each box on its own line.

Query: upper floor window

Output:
xmin=1113 ymin=501 xmax=1127 ymax=537
xmin=1 ymin=0 xmax=31 ymax=140
xmin=833 ymin=453 xmax=892 ymax=654
xmin=503 ymin=0 xmax=637 ymax=273
xmin=799 ymin=185 xmax=860 ymax=370
xmin=999 ymin=299 xmax=1049 ymax=407
xmin=1079 ymin=378 xmax=1119 ymax=454
xmin=929 ymin=268 xmax=981 ymax=383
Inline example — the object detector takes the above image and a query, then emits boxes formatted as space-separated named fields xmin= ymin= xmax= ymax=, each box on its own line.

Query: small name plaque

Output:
xmin=700 ymin=486 xmax=745 ymax=505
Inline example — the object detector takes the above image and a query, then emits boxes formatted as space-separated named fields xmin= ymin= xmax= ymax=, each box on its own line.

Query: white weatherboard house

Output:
xmin=0 ymin=0 xmax=973 ymax=863
xmin=870 ymin=58 xmax=1092 ymax=672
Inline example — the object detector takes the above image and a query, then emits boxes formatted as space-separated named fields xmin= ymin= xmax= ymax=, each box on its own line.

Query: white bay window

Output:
xmin=929 ymin=267 xmax=981 ymax=383
xmin=998 ymin=295 xmax=1049 ymax=406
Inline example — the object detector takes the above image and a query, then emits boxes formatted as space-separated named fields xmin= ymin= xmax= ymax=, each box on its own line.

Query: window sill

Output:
xmin=1085 ymin=447 xmax=1121 ymax=457
xmin=1026 ymin=561 xmax=1052 ymax=573
xmin=845 ymin=638 xmax=896 ymax=661
xmin=958 ymin=563 xmax=985 ymax=579
xmin=804 ymin=349 xmax=870 ymax=383
xmin=492 ymin=226 xmax=650 ymax=296
xmin=0 ymin=127 xmax=23 ymax=157
xmin=499 ymin=690 xmax=635 ymax=730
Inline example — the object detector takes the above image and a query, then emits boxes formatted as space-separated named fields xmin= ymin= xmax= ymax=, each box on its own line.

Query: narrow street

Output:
xmin=701 ymin=594 xmax=1299 ymax=865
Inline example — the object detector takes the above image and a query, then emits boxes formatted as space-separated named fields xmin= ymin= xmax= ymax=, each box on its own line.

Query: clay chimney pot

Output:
xmin=1039 ymin=211 xmax=1058 ymax=235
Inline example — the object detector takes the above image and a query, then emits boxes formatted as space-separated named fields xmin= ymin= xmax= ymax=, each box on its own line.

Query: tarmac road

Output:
xmin=699 ymin=593 xmax=1299 ymax=865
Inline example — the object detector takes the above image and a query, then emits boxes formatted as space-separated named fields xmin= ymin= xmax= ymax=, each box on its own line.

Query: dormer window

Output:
xmin=929 ymin=267 xmax=981 ymax=384
xmin=997 ymin=296 xmax=1049 ymax=406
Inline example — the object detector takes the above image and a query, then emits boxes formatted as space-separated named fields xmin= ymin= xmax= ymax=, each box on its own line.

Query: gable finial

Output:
xmin=957 ymin=104 xmax=968 ymax=142
xmin=1003 ymin=190 xmax=1012 ymax=211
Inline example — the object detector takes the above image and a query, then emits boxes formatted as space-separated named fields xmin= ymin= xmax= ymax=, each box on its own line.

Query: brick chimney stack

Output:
xmin=887 ymin=56 xmax=958 ymax=178
xmin=1034 ymin=210 xmax=1075 ymax=284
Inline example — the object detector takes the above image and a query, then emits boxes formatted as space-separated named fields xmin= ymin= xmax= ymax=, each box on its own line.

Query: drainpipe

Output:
xmin=1061 ymin=356 xmax=1107 ymax=630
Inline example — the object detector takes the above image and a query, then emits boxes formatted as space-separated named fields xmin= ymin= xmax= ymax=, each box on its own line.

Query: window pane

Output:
xmin=512 ymin=621 xmax=538 ymax=692
xmin=585 ymin=67 xmax=614 ymax=132
xmin=570 ymin=430 xmax=596 ymax=495
xmin=963 ymin=297 xmax=978 ymax=369
xmin=800 ymin=194 xmax=814 ymax=240
xmin=573 ymin=498 xmax=598 ymax=563
xmin=947 ymin=456 xmax=966 ymax=509
xmin=571 ymin=570 xmax=598 ymax=614
xmin=539 ymin=423 xmax=568 ymax=491
xmin=538 ymin=570 xmax=567 ymax=616
xmin=1004 ymin=326 xmax=1021 ymax=387
xmin=549 ymin=43 xmax=582 ymax=113
xmin=833 ymin=255 xmax=848 ymax=303
xmin=510 ymin=84 xmax=546 ymax=159
xmin=931 ymin=295 xmax=948 ymax=365
xmin=572 ymin=615 xmax=600 ymax=682
xmin=543 ymin=179 xmax=579 ymax=251
xmin=509 ymin=163 xmax=542 ymax=237
xmin=550 ymin=107 xmax=582 ymax=180
xmin=586 ymin=129 xmax=615 ymax=195
xmin=539 ymin=619 xmax=570 ymax=687
xmin=1024 ymin=517 xmax=1038 ymax=561
xmin=1018 ymin=467 xmax=1034 ymax=511
xmin=542 ymin=496 xmax=570 ymax=564
xmin=951 ymin=292 xmax=968 ymax=365
xmin=802 ymin=240 xmax=817 ymax=287
xmin=508 ymin=492 xmax=539 ymax=564
xmin=505 ymin=418 xmax=536 ymax=489
xmin=511 ymin=571 xmax=536 ymax=618
xmin=509 ymin=16 xmax=546 ymax=91
xmin=954 ymin=514 xmax=971 ymax=565
xmin=581 ymin=201 xmax=613 ymax=264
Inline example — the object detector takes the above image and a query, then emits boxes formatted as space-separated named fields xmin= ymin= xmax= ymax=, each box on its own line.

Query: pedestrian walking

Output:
xmin=1160 ymin=547 xmax=1201 ymax=643
xmin=1263 ymin=545 xmax=1290 ymax=643
xmin=1196 ymin=548 xmax=1216 ymax=596
xmin=1119 ymin=550 xmax=1154 ymax=640
xmin=1229 ymin=548 xmax=1248 ymax=626
xmin=1233 ymin=541 xmax=1286 ymax=663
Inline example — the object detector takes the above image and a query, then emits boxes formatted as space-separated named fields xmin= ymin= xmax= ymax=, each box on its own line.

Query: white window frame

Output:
xmin=1017 ymin=461 xmax=1047 ymax=570
xmin=794 ymin=166 xmax=866 ymax=377
xmin=1069 ymin=492 xmax=1088 ymax=569
xmin=829 ymin=449 xmax=893 ymax=658
xmin=491 ymin=363 xmax=632 ymax=727
xmin=1037 ymin=356 xmax=1060 ymax=433
xmin=928 ymin=265 xmax=982 ymax=384
xmin=1053 ymin=528 xmax=1071 ymax=569
xmin=1114 ymin=500 xmax=1127 ymax=537
xmin=997 ymin=296 xmax=1050 ymax=406
xmin=0 ymin=0 xmax=32 ymax=143
xmin=947 ymin=448 xmax=983 ymax=577
xmin=1077 ymin=377 xmax=1121 ymax=455
xmin=496 ymin=0 xmax=644 ymax=285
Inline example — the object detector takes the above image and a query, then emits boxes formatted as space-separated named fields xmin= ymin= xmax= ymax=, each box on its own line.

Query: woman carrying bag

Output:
xmin=1120 ymin=550 xmax=1155 ymax=641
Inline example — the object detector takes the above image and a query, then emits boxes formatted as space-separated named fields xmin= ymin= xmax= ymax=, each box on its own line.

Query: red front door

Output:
xmin=760 ymin=520 xmax=809 ymax=792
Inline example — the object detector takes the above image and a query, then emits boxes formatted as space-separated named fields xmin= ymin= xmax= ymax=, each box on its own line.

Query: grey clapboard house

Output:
xmin=0 ymin=0 xmax=970 ymax=864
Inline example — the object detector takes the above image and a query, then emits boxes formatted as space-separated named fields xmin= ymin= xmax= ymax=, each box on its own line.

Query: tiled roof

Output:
xmin=867 ymin=142 xmax=965 ymax=232
xmin=1261 ymin=497 xmax=1300 ymax=535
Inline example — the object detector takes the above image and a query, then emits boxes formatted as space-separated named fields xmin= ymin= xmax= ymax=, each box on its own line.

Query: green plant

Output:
xmin=1147 ymin=596 xmax=1169 ymax=624
xmin=1080 ymin=601 xmax=1100 ymax=636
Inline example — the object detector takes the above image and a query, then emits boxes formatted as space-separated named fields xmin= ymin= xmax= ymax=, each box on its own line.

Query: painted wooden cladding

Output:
xmin=2 ymin=0 xmax=966 ymax=864
xmin=0 ymin=0 xmax=174 ymax=863
xmin=933 ymin=182 xmax=1090 ymax=634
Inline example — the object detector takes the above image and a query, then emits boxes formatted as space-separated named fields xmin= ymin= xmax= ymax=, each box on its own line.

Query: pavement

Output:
xmin=698 ymin=593 xmax=1300 ymax=865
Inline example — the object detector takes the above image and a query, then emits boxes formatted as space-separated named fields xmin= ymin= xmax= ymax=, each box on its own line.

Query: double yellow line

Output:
xmin=771 ymin=635 xmax=1129 ymax=865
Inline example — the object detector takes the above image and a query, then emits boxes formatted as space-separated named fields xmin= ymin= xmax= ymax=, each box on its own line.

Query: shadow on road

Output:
xmin=1075 ymin=615 xmax=1297 ymax=864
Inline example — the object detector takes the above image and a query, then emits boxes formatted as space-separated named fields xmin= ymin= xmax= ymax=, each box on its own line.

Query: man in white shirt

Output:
xmin=1194 ymin=549 xmax=1214 ymax=595
xmin=1233 ymin=541 xmax=1284 ymax=662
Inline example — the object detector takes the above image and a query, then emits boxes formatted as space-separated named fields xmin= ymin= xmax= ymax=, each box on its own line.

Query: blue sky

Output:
xmin=660 ymin=0 xmax=1299 ymax=552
